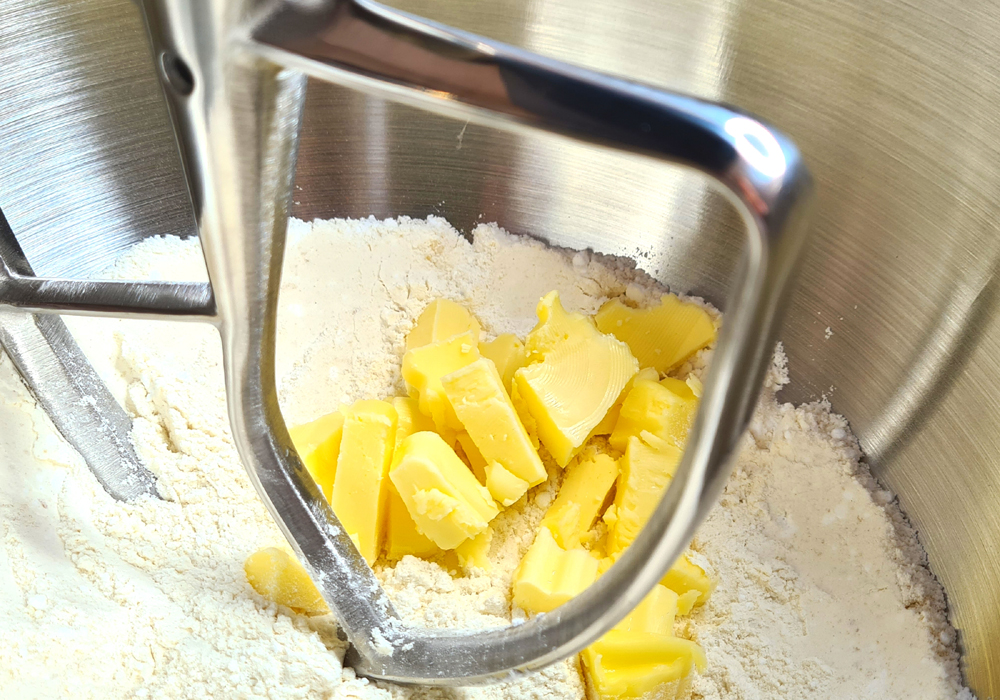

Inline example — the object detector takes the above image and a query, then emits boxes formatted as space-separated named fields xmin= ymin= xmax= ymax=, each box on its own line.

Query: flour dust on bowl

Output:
xmin=0 ymin=0 xmax=984 ymax=698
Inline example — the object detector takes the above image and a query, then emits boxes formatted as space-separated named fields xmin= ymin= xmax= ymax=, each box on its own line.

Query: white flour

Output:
xmin=0 ymin=216 xmax=973 ymax=699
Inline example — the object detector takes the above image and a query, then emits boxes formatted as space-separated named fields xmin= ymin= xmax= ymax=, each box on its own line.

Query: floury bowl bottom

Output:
xmin=0 ymin=0 xmax=997 ymax=694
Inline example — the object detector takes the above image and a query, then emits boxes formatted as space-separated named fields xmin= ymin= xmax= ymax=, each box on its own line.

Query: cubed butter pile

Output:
xmin=245 ymin=292 xmax=717 ymax=698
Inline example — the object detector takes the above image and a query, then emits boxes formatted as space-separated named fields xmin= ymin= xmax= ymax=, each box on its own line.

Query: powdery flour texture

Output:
xmin=0 ymin=216 xmax=973 ymax=699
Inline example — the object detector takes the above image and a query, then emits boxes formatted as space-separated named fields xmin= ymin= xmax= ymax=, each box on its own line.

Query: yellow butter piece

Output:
xmin=542 ymin=452 xmax=618 ymax=548
xmin=479 ymin=333 xmax=528 ymax=392
xmin=288 ymin=411 xmax=345 ymax=502
xmin=485 ymin=462 xmax=530 ymax=507
xmin=609 ymin=378 xmax=698 ymax=453
xmin=676 ymin=589 xmax=701 ymax=616
xmin=402 ymin=330 xmax=481 ymax=431
xmin=683 ymin=374 xmax=703 ymax=398
xmin=589 ymin=367 xmax=658 ymax=438
xmin=512 ymin=527 xmax=598 ymax=613
xmin=614 ymin=584 xmax=679 ymax=636
xmin=609 ymin=433 xmax=683 ymax=555
xmin=510 ymin=379 xmax=540 ymax=449
xmin=514 ymin=293 xmax=638 ymax=467
xmin=581 ymin=630 xmax=706 ymax=698
xmin=384 ymin=488 xmax=441 ymax=559
xmin=596 ymin=552 xmax=708 ymax=615
xmin=244 ymin=547 xmax=329 ymax=616
xmin=455 ymin=431 xmax=488 ymax=483
xmin=442 ymin=358 xmax=546 ymax=503
xmin=595 ymin=294 xmax=716 ymax=374
xmin=523 ymin=291 xmax=597 ymax=361
xmin=406 ymin=298 xmax=481 ymax=351
xmin=383 ymin=398 xmax=440 ymax=560
xmin=455 ymin=528 xmax=493 ymax=572
xmin=392 ymin=396 xmax=435 ymax=450
xmin=329 ymin=400 xmax=397 ymax=565
xmin=661 ymin=554 xmax=713 ymax=606
xmin=389 ymin=431 xmax=499 ymax=550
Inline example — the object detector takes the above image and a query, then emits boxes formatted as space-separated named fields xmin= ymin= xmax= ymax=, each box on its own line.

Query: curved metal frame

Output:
xmin=0 ymin=0 xmax=813 ymax=685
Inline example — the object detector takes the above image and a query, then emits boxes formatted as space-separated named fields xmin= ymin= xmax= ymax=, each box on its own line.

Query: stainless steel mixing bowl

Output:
xmin=1 ymin=0 xmax=996 ymax=694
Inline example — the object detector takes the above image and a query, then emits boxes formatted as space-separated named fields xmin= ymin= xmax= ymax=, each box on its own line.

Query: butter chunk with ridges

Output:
xmin=390 ymin=431 xmax=499 ymax=549
xmin=330 ymin=400 xmax=397 ymax=565
xmin=581 ymin=631 xmax=706 ymax=698
xmin=384 ymin=397 xmax=439 ymax=560
xmin=609 ymin=432 xmax=683 ymax=554
xmin=244 ymin=547 xmax=329 ymax=616
xmin=595 ymin=294 xmax=716 ymax=374
xmin=402 ymin=330 xmax=480 ymax=432
xmin=610 ymin=378 xmax=698 ymax=452
xmin=479 ymin=333 xmax=528 ymax=392
xmin=514 ymin=293 xmax=638 ymax=467
xmin=542 ymin=452 xmax=618 ymax=548
xmin=288 ymin=411 xmax=344 ymax=502
xmin=512 ymin=527 xmax=598 ymax=613
xmin=589 ymin=367 xmax=658 ymax=438
xmin=406 ymin=298 xmax=481 ymax=351
xmin=442 ymin=358 xmax=546 ymax=503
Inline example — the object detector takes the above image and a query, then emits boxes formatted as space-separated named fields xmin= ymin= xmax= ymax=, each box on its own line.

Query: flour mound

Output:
xmin=0 ymin=216 xmax=971 ymax=699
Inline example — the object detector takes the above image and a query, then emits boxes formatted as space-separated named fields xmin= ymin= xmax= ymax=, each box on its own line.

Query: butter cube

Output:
xmin=589 ymin=367 xmax=658 ymax=438
xmin=442 ymin=358 xmax=546 ymax=504
xmin=542 ymin=452 xmax=618 ymax=548
xmin=406 ymin=298 xmax=481 ymax=351
xmin=385 ymin=488 xmax=440 ymax=559
xmin=288 ymin=411 xmax=345 ymax=502
xmin=330 ymin=400 xmax=397 ymax=565
xmin=661 ymin=554 xmax=713 ymax=607
xmin=596 ymin=553 xmax=709 ymax=615
xmin=384 ymin=397 xmax=440 ymax=560
xmin=595 ymin=294 xmax=716 ymax=374
xmin=479 ymin=333 xmax=528 ymax=392
xmin=244 ymin=547 xmax=329 ymax=616
xmin=514 ymin=294 xmax=638 ymax=467
xmin=614 ymin=584 xmax=679 ymax=636
xmin=402 ymin=331 xmax=480 ymax=431
xmin=510 ymin=380 xmax=540 ymax=449
xmin=676 ymin=589 xmax=701 ymax=616
xmin=512 ymin=527 xmax=598 ymax=613
xmin=609 ymin=433 xmax=683 ymax=554
xmin=523 ymin=291 xmax=598 ymax=361
xmin=609 ymin=378 xmax=698 ymax=452
xmin=455 ymin=528 xmax=493 ymax=572
xmin=581 ymin=630 xmax=706 ymax=698
xmin=390 ymin=431 xmax=499 ymax=549
xmin=455 ymin=431 xmax=488 ymax=483
xmin=392 ymin=396 xmax=435 ymax=450
xmin=485 ymin=462 xmax=530 ymax=507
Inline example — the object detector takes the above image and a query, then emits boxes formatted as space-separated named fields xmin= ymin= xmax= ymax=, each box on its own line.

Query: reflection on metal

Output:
xmin=725 ymin=117 xmax=787 ymax=180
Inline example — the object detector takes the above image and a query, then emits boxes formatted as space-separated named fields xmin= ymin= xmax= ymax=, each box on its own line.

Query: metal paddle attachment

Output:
xmin=0 ymin=0 xmax=812 ymax=686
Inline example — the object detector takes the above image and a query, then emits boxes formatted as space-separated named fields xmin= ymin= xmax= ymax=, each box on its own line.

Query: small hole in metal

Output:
xmin=161 ymin=52 xmax=195 ymax=96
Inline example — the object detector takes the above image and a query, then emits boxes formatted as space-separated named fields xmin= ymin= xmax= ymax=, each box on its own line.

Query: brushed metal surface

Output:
xmin=0 ymin=0 xmax=997 ymax=693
